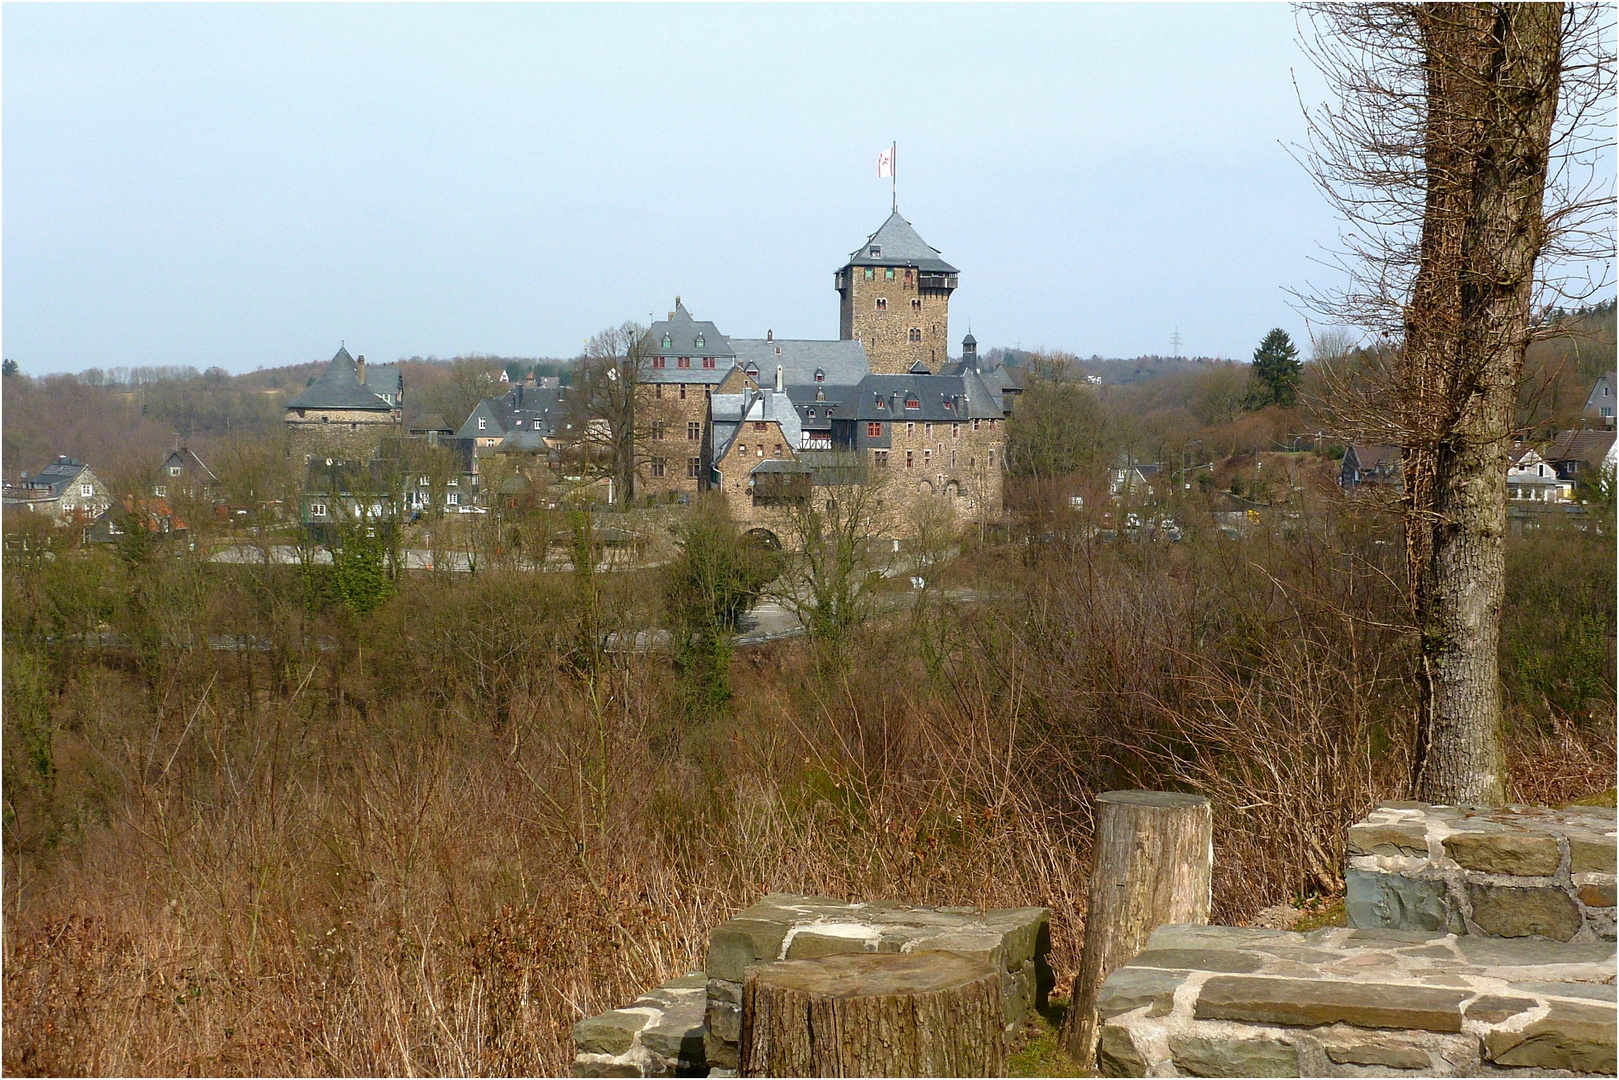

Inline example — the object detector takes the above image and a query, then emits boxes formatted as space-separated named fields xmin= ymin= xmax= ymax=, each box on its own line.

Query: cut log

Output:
xmin=741 ymin=950 xmax=1007 ymax=1077
xmin=1062 ymin=790 xmax=1212 ymax=1067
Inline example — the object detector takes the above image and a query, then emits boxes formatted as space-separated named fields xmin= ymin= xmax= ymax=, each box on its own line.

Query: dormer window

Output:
xmin=904 ymin=395 xmax=920 ymax=410
xmin=662 ymin=334 xmax=672 ymax=349
xmin=814 ymin=368 xmax=825 ymax=383
xmin=875 ymin=394 xmax=887 ymax=410
xmin=870 ymin=245 xmax=881 ymax=258
xmin=695 ymin=333 xmax=705 ymax=348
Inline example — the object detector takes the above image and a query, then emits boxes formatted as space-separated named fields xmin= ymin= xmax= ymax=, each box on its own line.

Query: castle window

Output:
xmin=650 ymin=458 xmax=666 ymax=478
xmin=655 ymin=384 xmax=663 ymax=398
xmin=924 ymin=449 xmax=932 ymax=467
xmin=973 ymin=418 xmax=981 ymax=431
xmin=905 ymin=269 xmax=914 ymax=285
xmin=653 ymin=357 xmax=666 ymax=368
xmin=680 ymin=385 xmax=688 ymax=400
xmin=885 ymin=268 xmax=895 ymax=281
xmin=876 ymin=298 xmax=887 ymax=310
xmin=906 ymin=422 xmax=914 ymax=436
xmin=690 ymin=421 xmax=703 ymax=440
xmin=678 ymin=357 xmax=691 ymax=369
xmin=989 ymin=449 xmax=995 ymax=467
xmin=867 ymin=422 xmax=884 ymax=438
xmin=874 ymin=450 xmax=889 ymax=468
xmin=870 ymin=245 xmax=881 ymax=258
xmin=753 ymin=422 xmax=768 ymax=432
xmin=864 ymin=267 xmax=874 ymax=280
xmin=904 ymin=395 xmax=920 ymax=410
xmin=874 ymin=394 xmax=887 ymax=410
xmin=688 ymin=458 xmax=701 ymax=477
xmin=815 ymin=368 xmax=825 ymax=382
xmin=703 ymin=357 xmax=716 ymax=369
xmin=774 ymin=443 xmax=782 ymax=456
xmin=808 ymin=408 xmax=816 ymax=419
xmin=662 ymin=334 xmax=672 ymax=349
xmin=653 ymin=421 xmax=666 ymax=440
xmin=909 ymin=328 xmax=922 ymax=342
xmin=906 ymin=450 xmax=914 ymax=468
xmin=912 ymin=298 xmax=921 ymax=310
xmin=695 ymin=333 xmax=705 ymax=348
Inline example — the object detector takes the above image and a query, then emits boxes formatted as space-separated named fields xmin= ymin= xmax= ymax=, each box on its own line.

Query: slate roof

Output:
xmin=161 ymin=447 xmax=219 ymax=485
xmin=409 ymin=413 xmax=454 ymax=435
xmin=454 ymin=385 xmax=569 ymax=444
xmin=644 ymin=299 xmax=735 ymax=384
xmin=843 ymin=212 xmax=957 ymax=273
xmin=1346 ymin=444 xmax=1402 ymax=471
xmin=9 ymin=456 xmax=94 ymax=500
xmin=711 ymin=387 xmax=803 ymax=464
xmin=830 ymin=373 xmax=1004 ymax=423
xmin=731 ymin=338 xmax=871 ymax=389
xmin=288 ymin=347 xmax=395 ymax=411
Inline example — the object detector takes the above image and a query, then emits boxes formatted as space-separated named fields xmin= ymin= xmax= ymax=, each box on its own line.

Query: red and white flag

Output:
xmin=877 ymin=145 xmax=894 ymax=178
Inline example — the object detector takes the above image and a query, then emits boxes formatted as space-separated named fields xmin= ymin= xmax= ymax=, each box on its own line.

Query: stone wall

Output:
xmin=572 ymin=973 xmax=707 ymax=1078
xmin=1347 ymin=802 xmax=1616 ymax=942
xmin=839 ymin=268 xmax=951 ymax=375
xmin=570 ymin=894 xmax=1051 ymax=1077
xmin=1096 ymin=923 xmax=1617 ymax=1077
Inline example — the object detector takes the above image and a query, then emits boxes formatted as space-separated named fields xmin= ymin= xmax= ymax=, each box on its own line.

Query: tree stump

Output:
xmin=1062 ymin=790 xmax=1212 ymax=1067
xmin=741 ymin=950 xmax=1007 ymax=1077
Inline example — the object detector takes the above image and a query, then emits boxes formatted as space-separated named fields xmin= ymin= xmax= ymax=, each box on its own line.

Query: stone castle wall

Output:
xmin=839 ymin=268 xmax=950 ymax=374
xmin=286 ymin=409 xmax=401 ymax=460
xmin=636 ymin=383 xmax=710 ymax=499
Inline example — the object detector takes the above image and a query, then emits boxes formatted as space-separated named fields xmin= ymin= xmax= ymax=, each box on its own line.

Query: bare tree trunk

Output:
xmin=1403 ymin=3 xmax=1564 ymax=807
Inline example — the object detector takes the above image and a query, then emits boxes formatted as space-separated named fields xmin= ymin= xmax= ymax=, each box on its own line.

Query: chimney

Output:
xmin=767 ymin=329 xmax=774 ymax=342
xmin=775 ymin=365 xmax=784 ymax=393
xmin=356 ymin=355 xmax=366 ymax=384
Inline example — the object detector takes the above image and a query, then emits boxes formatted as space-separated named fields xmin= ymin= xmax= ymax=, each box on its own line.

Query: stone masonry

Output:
xmin=1096 ymin=923 xmax=1617 ymax=1077
xmin=573 ymin=972 xmax=709 ymax=1078
xmin=1347 ymin=802 xmax=1616 ymax=942
xmin=571 ymin=894 xmax=1051 ymax=1077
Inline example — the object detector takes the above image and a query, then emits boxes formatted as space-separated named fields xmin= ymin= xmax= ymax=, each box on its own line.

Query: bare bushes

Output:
xmin=1013 ymin=502 xmax=1415 ymax=924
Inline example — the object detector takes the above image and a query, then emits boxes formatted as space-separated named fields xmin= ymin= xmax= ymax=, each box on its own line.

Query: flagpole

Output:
xmin=891 ymin=141 xmax=898 ymax=212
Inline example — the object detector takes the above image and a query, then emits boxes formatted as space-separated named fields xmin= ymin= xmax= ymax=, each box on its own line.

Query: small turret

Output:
xmin=962 ymin=331 xmax=978 ymax=370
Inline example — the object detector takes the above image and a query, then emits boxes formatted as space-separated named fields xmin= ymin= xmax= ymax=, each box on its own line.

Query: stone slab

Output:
xmin=1168 ymin=1033 xmax=1299 ymax=1077
xmin=1095 ymin=964 xmax=1188 ymax=1019
xmin=573 ymin=1010 xmax=651 ymax=1056
xmin=1464 ymin=883 xmax=1581 ymax=941
xmin=1484 ymin=999 xmax=1618 ymax=1073
xmin=1195 ymin=975 xmax=1467 ymax=1032
xmin=1442 ymin=831 xmax=1561 ymax=876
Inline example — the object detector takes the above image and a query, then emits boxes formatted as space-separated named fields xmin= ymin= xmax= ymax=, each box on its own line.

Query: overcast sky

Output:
xmin=5 ymin=3 xmax=1352 ymax=375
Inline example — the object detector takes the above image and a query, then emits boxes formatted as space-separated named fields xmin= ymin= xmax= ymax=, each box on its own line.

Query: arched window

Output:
xmin=909 ymin=328 xmax=922 ymax=343
xmin=876 ymin=298 xmax=887 ymax=310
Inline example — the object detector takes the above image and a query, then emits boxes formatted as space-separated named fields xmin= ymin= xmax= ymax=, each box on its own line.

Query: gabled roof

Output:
xmin=1545 ymin=429 xmax=1616 ymax=465
xmin=162 ymin=447 xmax=220 ymax=485
xmin=1347 ymin=444 xmax=1402 ymax=470
xmin=18 ymin=456 xmax=94 ymax=497
xmin=731 ymin=338 xmax=870 ymax=388
xmin=830 ymin=373 xmax=1003 ymax=423
xmin=409 ymin=413 xmax=453 ymax=434
xmin=288 ymin=347 xmax=395 ymax=411
xmin=843 ymin=212 xmax=957 ymax=273
xmin=453 ymin=385 xmax=568 ymax=443
xmin=643 ymin=299 xmax=734 ymax=384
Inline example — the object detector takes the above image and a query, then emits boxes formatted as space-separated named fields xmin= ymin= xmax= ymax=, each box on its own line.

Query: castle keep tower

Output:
xmin=835 ymin=212 xmax=958 ymax=375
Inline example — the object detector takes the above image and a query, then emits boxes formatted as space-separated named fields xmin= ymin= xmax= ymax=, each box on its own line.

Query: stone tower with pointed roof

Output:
xmin=835 ymin=211 xmax=959 ymax=375
xmin=284 ymin=345 xmax=403 ymax=458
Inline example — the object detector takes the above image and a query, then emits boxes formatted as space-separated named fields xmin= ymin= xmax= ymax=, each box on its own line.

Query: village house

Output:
xmin=2 ymin=456 xmax=112 ymax=521
xmin=1339 ymin=444 xmax=1403 ymax=490
xmin=284 ymin=346 xmax=403 ymax=458
xmin=156 ymin=442 xmax=220 ymax=503
xmin=86 ymin=495 xmax=186 ymax=546
xmin=1544 ymin=428 xmax=1618 ymax=485
xmin=1506 ymin=447 xmax=1574 ymax=503
xmin=1583 ymin=372 xmax=1616 ymax=428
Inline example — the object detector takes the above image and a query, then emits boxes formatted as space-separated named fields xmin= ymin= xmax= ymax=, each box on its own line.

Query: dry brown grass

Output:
xmin=3 ymin=507 xmax=1611 ymax=1076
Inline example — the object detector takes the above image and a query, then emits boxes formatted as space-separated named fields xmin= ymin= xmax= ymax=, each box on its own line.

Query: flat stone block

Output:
xmin=1168 ymin=1033 xmax=1299 ymax=1077
xmin=783 ymin=930 xmax=875 ymax=960
xmin=1484 ymin=998 xmax=1618 ymax=1073
xmin=1568 ymin=834 xmax=1617 ymax=875
xmin=639 ymin=1021 xmax=706 ymax=1070
xmin=705 ymin=918 xmax=789 ymax=982
xmin=1194 ymin=976 xmax=1466 ymax=1032
xmin=1442 ymin=831 xmax=1561 ymax=876
xmin=1129 ymin=948 xmax=1263 ymax=973
xmin=1097 ymin=1023 xmax=1146 ymax=1077
xmin=1348 ymin=822 xmax=1430 ymax=857
xmin=571 ymin=1060 xmax=644 ymax=1078
xmin=1465 ymin=883 xmax=1580 ymax=941
xmin=1454 ymin=935 xmax=1615 ymax=967
xmin=1096 ymin=965 xmax=1187 ymax=1019
xmin=1463 ymin=994 xmax=1536 ymax=1023
xmin=1515 ymin=980 xmax=1618 ymax=1002
xmin=1336 ymin=928 xmax=1448 ymax=944
xmin=1320 ymin=1037 xmax=1432 ymax=1070
xmin=1148 ymin=924 xmax=1297 ymax=950
xmin=1577 ymin=881 xmax=1617 ymax=908
xmin=981 ymin=906 xmax=1049 ymax=969
xmin=574 ymin=1010 xmax=651 ymax=1056
xmin=705 ymin=997 xmax=740 ymax=1043
xmin=1346 ymin=868 xmax=1454 ymax=934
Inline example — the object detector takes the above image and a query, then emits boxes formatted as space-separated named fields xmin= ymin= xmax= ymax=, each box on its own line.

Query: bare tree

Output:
xmin=1298 ymin=3 xmax=1614 ymax=804
xmin=560 ymin=322 xmax=654 ymax=505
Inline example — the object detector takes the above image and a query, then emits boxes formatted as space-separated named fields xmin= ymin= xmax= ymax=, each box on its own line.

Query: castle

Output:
xmin=636 ymin=210 xmax=1020 ymax=533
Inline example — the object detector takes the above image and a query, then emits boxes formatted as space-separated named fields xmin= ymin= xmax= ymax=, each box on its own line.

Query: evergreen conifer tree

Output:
xmin=1247 ymin=328 xmax=1301 ymax=408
